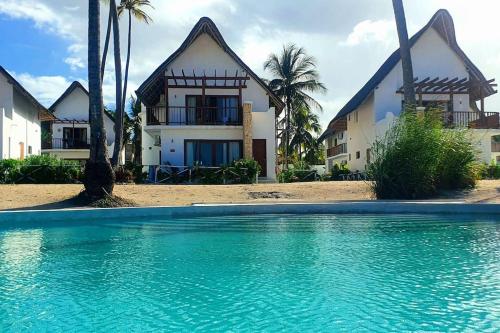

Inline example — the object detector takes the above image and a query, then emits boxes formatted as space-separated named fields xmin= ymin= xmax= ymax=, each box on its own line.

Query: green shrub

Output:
xmin=231 ymin=158 xmax=261 ymax=184
xmin=0 ymin=155 xmax=81 ymax=184
xmin=368 ymin=109 xmax=480 ymax=199
xmin=329 ymin=163 xmax=350 ymax=180
xmin=278 ymin=162 xmax=319 ymax=183
xmin=479 ymin=162 xmax=500 ymax=179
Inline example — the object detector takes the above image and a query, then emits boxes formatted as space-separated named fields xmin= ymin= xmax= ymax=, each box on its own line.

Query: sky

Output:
xmin=1 ymin=0 xmax=499 ymax=130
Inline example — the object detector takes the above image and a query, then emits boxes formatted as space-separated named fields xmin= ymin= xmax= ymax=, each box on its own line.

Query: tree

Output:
xmin=84 ymin=0 xmax=115 ymax=198
xmin=128 ymin=96 xmax=142 ymax=164
xmin=392 ymin=0 xmax=416 ymax=106
xmin=113 ymin=0 xmax=153 ymax=165
xmin=264 ymin=44 xmax=326 ymax=168
xmin=289 ymin=103 xmax=322 ymax=160
xmin=109 ymin=0 xmax=124 ymax=167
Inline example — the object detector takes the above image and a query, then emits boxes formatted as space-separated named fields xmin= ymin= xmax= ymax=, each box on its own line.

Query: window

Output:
xmin=356 ymin=151 xmax=361 ymax=159
xmin=28 ymin=146 xmax=32 ymax=154
xmin=185 ymin=140 xmax=242 ymax=167
xmin=154 ymin=135 xmax=161 ymax=146
xmin=349 ymin=153 xmax=351 ymax=161
xmin=366 ymin=149 xmax=371 ymax=164
xmin=354 ymin=111 xmax=359 ymax=123
xmin=63 ymin=127 xmax=88 ymax=149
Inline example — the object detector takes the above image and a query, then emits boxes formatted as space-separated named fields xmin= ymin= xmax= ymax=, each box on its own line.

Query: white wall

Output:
xmin=373 ymin=27 xmax=470 ymax=122
xmin=251 ymin=107 xmax=277 ymax=179
xmin=347 ymin=95 xmax=375 ymax=171
xmin=1 ymin=87 xmax=41 ymax=159
xmin=0 ymin=72 xmax=14 ymax=158
xmin=164 ymin=34 xmax=270 ymax=112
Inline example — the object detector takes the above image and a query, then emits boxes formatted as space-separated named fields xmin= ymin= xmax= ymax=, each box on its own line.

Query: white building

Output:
xmin=320 ymin=9 xmax=500 ymax=172
xmin=42 ymin=81 xmax=117 ymax=162
xmin=0 ymin=66 xmax=53 ymax=160
xmin=136 ymin=17 xmax=284 ymax=180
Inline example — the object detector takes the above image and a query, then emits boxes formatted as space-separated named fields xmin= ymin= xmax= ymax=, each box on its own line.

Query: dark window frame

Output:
xmin=184 ymin=139 xmax=243 ymax=167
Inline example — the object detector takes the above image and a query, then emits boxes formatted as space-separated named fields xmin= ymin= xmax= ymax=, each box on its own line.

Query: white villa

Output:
xmin=136 ymin=17 xmax=284 ymax=180
xmin=0 ymin=66 xmax=53 ymax=160
xmin=42 ymin=81 xmax=117 ymax=163
xmin=320 ymin=9 xmax=500 ymax=172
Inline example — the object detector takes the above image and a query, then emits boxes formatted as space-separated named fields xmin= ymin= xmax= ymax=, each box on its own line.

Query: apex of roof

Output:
xmin=49 ymin=81 xmax=88 ymax=112
xmin=136 ymin=17 xmax=284 ymax=111
xmin=319 ymin=9 xmax=494 ymax=141
xmin=0 ymin=65 xmax=52 ymax=119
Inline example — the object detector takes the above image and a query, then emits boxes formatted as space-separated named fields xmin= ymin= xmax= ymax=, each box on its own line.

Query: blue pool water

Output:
xmin=0 ymin=214 xmax=499 ymax=332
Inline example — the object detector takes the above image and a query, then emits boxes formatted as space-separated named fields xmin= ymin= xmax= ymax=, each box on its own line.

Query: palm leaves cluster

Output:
xmin=264 ymin=44 xmax=326 ymax=165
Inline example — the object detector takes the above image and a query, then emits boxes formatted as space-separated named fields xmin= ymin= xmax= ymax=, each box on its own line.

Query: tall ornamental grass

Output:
xmin=368 ymin=109 xmax=480 ymax=199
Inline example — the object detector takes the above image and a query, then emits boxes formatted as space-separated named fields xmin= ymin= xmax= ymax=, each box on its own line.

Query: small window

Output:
xmin=366 ymin=149 xmax=371 ymax=164
xmin=349 ymin=153 xmax=351 ymax=161
xmin=355 ymin=111 xmax=359 ymax=123
xmin=28 ymin=146 xmax=32 ymax=154
xmin=339 ymin=132 xmax=344 ymax=140
xmin=154 ymin=135 xmax=161 ymax=146
xmin=356 ymin=151 xmax=361 ymax=159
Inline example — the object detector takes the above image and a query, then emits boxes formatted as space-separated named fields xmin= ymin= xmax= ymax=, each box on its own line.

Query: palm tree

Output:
xmin=85 ymin=0 xmax=115 ymax=198
xmin=264 ymin=44 xmax=326 ymax=168
xmin=392 ymin=0 xmax=416 ymax=106
xmin=289 ymin=104 xmax=322 ymax=160
xmin=109 ymin=0 xmax=124 ymax=167
xmin=128 ymin=96 xmax=142 ymax=164
xmin=113 ymin=0 xmax=153 ymax=165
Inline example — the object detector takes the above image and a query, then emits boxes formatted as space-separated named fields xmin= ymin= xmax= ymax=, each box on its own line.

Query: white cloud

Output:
xmin=11 ymin=72 xmax=76 ymax=107
xmin=341 ymin=19 xmax=395 ymax=46
xmin=64 ymin=57 xmax=85 ymax=71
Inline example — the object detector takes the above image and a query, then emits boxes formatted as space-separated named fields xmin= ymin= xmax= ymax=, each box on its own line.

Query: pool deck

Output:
xmin=0 ymin=201 xmax=499 ymax=223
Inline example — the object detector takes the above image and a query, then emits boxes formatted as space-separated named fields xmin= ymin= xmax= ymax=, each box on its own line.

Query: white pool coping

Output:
xmin=0 ymin=201 xmax=499 ymax=223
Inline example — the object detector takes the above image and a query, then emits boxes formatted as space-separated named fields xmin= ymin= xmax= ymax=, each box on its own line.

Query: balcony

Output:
xmin=442 ymin=111 xmax=499 ymax=129
xmin=327 ymin=143 xmax=347 ymax=158
xmin=146 ymin=106 xmax=242 ymax=126
xmin=42 ymin=138 xmax=90 ymax=150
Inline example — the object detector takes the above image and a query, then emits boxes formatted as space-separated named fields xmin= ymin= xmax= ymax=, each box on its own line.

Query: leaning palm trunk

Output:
xmin=101 ymin=8 xmax=112 ymax=81
xmin=110 ymin=0 xmax=124 ymax=167
xmin=84 ymin=0 xmax=115 ymax=198
xmin=392 ymin=0 xmax=416 ymax=106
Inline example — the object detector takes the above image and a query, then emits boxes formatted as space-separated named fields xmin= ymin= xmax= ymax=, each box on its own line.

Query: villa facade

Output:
xmin=320 ymin=10 xmax=500 ymax=172
xmin=0 ymin=66 xmax=53 ymax=160
xmin=42 ymin=81 xmax=117 ymax=162
xmin=136 ymin=17 xmax=283 ymax=180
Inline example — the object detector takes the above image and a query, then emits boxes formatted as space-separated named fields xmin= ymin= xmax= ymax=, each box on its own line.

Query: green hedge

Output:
xmin=368 ymin=109 xmax=480 ymax=199
xmin=0 ymin=155 xmax=81 ymax=184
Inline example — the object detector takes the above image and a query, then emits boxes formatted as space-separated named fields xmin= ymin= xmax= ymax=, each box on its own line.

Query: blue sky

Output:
xmin=1 ymin=0 xmax=499 ymax=128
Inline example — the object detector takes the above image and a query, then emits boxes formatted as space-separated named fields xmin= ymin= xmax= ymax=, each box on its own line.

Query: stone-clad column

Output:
xmin=243 ymin=102 xmax=253 ymax=159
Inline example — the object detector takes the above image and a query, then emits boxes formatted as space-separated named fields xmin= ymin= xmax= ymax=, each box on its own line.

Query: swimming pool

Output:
xmin=0 ymin=214 xmax=498 ymax=331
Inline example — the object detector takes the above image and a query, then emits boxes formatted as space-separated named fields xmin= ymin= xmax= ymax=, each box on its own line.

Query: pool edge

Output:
xmin=0 ymin=201 xmax=499 ymax=223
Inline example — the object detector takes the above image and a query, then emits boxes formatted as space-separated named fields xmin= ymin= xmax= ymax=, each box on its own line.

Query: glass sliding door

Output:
xmin=185 ymin=140 xmax=242 ymax=167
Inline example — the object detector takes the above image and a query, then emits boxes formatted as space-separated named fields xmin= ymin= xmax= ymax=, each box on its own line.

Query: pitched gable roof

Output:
xmin=136 ymin=17 xmax=284 ymax=111
xmin=0 ymin=66 xmax=54 ymax=120
xmin=320 ymin=9 xmax=495 ymax=141
xmin=49 ymin=81 xmax=115 ymax=122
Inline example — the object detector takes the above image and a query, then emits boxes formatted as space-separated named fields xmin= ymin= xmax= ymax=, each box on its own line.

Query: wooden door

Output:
xmin=252 ymin=139 xmax=267 ymax=177
xmin=19 ymin=142 xmax=25 ymax=160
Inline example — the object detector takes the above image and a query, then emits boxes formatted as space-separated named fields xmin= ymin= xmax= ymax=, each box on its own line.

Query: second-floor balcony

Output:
xmin=42 ymin=138 xmax=90 ymax=150
xmin=327 ymin=143 xmax=347 ymax=158
xmin=442 ymin=111 xmax=499 ymax=129
xmin=146 ymin=106 xmax=243 ymax=126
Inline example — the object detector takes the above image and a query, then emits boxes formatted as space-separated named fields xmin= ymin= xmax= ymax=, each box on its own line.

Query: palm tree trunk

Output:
xmin=392 ymin=0 xmax=416 ymax=107
xmin=84 ymin=0 xmax=115 ymax=198
xmin=101 ymin=8 xmax=112 ymax=81
xmin=110 ymin=0 xmax=124 ymax=167
xmin=285 ymin=98 xmax=291 ymax=169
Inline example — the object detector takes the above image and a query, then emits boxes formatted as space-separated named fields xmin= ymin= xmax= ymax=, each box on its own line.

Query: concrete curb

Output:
xmin=0 ymin=201 xmax=499 ymax=224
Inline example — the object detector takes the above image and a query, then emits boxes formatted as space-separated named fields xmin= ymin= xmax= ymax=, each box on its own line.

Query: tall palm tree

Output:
xmin=85 ymin=0 xmax=115 ymax=198
xmin=290 ymin=104 xmax=322 ymax=160
xmin=110 ymin=0 xmax=124 ymax=167
xmin=264 ymin=44 xmax=326 ymax=168
xmin=113 ymin=0 xmax=153 ymax=165
xmin=128 ymin=96 xmax=142 ymax=164
xmin=392 ymin=0 xmax=416 ymax=106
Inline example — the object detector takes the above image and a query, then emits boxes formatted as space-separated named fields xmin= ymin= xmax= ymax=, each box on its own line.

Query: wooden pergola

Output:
xmin=164 ymin=69 xmax=250 ymax=110
xmin=396 ymin=76 xmax=497 ymax=111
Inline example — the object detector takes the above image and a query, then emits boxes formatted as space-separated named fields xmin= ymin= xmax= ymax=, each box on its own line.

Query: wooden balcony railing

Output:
xmin=442 ymin=111 xmax=499 ymax=129
xmin=327 ymin=143 xmax=347 ymax=158
xmin=146 ymin=106 xmax=242 ymax=126
xmin=42 ymin=138 xmax=90 ymax=150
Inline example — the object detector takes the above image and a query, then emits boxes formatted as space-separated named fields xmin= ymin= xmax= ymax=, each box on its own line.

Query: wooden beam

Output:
xmin=181 ymin=69 xmax=188 ymax=86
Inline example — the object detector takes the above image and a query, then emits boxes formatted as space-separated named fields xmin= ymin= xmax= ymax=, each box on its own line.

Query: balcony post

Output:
xmin=164 ymin=77 xmax=169 ymax=125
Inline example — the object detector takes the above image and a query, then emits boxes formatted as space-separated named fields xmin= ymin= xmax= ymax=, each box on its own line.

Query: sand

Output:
xmin=0 ymin=180 xmax=499 ymax=211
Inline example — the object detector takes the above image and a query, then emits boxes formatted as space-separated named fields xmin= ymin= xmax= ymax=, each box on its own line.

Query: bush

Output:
xmin=278 ymin=162 xmax=319 ymax=183
xmin=0 ymin=155 xmax=81 ymax=184
xmin=368 ymin=109 xmax=480 ymax=199
xmin=479 ymin=162 xmax=500 ymax=179
xmin=329 ymin=163 xmax=350 ymax=180
xmin=231 ymin=158 xmax=261 ymax=184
